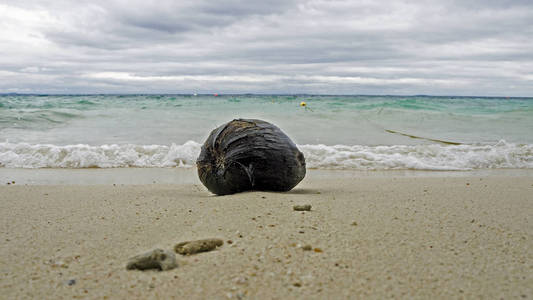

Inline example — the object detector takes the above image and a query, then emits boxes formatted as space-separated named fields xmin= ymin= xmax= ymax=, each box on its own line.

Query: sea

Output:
xmin=1 ymin=94 xmax=532 ymax=170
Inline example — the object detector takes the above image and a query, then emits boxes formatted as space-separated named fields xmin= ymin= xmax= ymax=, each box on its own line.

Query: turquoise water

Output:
xmin=1 ymin=94 xmax=532 ymax=145
xmin=1 ymin=95 xmax=532 ymax=169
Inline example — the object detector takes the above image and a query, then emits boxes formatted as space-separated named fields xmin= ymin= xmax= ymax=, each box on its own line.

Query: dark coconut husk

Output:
xmin=197 ymin=119 xmax=306 ymax=195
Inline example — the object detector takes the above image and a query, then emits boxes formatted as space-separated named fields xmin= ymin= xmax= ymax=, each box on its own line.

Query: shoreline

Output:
xmin=2 ymin=168 xmax=533 ymax=186
xmin=1 ymin=170 xmax=532 ymax=299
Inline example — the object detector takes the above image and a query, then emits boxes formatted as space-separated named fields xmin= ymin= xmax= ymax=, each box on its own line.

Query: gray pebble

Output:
xmin=126 ymin=249 xmax=177 ymax=271
xmin=293 ymin=204 xmax=311 ymax=211
xmin=302 ymin=245 xmax=312 ymax=251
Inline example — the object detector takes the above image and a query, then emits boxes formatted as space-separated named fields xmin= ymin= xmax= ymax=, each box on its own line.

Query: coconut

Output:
xmin=197 ymin=119 xmax=306 ymax=195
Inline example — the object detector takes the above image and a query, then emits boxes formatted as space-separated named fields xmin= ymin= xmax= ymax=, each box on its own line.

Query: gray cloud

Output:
xmin=0 ymin=0 xmax=532 ymax=95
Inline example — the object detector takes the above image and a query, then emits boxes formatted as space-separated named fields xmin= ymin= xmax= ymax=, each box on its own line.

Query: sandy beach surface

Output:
xmin=1 ymin=169 xmax=532 ymax=299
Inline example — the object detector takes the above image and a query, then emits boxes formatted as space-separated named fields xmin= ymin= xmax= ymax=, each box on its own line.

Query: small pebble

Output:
xmin=47 ymin=259 xmax=68 ymax=268
xmin=126 ymin=249 xmax=177 ymax=271
xmin=313 ymin=248 xmax=323 ymax=253
xmin=174 ymin=238 xmax=223 ymax=255
xmin=293 ymin=204 xmax=311 ymax=211
xmin=351 ymin=221 xmax=358 ymax=226
xmin=302 ymin=245 xmax=312 ymax=251
xmin=233 ymin=276 xmax=248 ymax=285
xmin=67 ymin=279 xmax=76 ymax=286
xmin=293 ymin=282 xmax=302 ymax=287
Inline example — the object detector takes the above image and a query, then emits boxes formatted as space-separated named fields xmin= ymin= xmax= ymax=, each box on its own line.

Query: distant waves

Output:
xmin=1 ymin=140 xmax=532 ymax=170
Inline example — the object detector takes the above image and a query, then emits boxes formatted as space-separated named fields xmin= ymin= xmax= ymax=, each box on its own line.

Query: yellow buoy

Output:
xmin=300 ymin=101 xmax=306 ymax=107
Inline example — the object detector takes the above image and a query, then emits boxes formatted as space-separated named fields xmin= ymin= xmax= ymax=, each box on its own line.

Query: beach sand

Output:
xmin=1 ymin=169 xmax=532 ymax=299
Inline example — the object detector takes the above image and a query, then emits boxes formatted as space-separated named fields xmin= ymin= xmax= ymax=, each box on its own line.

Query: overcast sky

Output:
xmin=1 ymin=0 xmax=532 ymax=96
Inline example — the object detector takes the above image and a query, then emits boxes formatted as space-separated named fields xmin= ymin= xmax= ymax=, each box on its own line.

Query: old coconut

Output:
xmin=197 ymin=119 xmax=306 ymax=195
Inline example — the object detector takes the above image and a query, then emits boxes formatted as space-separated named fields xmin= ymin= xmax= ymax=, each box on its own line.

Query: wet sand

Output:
xmin=1 ymin=170 xmax=532 ymax=299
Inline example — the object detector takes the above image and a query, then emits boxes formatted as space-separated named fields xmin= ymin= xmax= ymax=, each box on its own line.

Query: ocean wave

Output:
xmin=0 ymin=141 xmax=201 ymax=168
xmin=300 ymin=141 xmax=533 ymax=170
xmin=1 ymin=140 xmax=532 ymax=170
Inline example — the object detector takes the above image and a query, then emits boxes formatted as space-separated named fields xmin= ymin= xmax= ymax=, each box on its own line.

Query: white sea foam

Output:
xmin=1 ymin=140 xmax=532 ymax=170
xmin=300 ymin=141 xmax=533 ymax=170
xmin=0 ymin=141 xmax=201 ymax=168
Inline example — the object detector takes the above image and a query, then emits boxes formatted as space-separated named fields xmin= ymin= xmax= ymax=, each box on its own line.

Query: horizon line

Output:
xmin=0 ymin=93 xmax=531 ymax=99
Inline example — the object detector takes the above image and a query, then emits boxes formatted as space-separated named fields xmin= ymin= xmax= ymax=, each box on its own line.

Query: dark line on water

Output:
xmin=385 ymin=129 xmax=462 ymax=145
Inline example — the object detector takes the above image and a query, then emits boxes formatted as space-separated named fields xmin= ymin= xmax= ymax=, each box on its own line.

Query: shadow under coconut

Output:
xmin=283 ymin=188 xmax=322 ymax=195
xmin=203 ymin=188 xmax=321 ymax=197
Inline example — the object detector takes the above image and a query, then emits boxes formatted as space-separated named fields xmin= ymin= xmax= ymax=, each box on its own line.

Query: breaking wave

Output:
xmin=1 ymin=140 xmax=532 ymax=170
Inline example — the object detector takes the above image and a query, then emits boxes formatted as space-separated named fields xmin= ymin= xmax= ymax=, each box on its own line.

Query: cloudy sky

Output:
xmin=1 ymin=0 xmax=532 ymax=96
